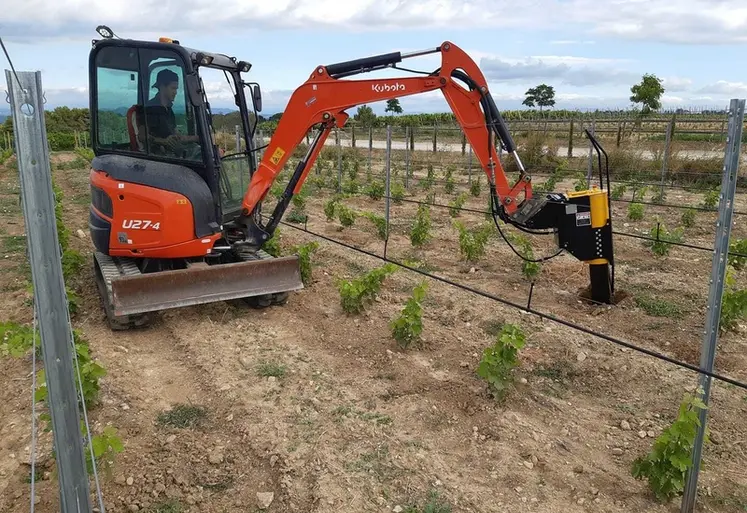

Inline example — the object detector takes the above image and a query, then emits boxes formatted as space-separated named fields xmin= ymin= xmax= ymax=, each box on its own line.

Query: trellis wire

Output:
xmin=295 ymin=174 xmax=747 ymax=261
xmin=274 ymin=217 xmax=747 ymax=392
xmin=331 ymin=166 xmax=747 ymax=217
xmin=283 ymin=120 xmax=747 ymax=405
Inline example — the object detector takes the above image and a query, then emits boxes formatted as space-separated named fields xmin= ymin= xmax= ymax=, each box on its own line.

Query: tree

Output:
xmin=385 ymin=99 xmax=403 ymax=114
xmin=353 ymin=105 xmax=377 ymax=126
xmin=630 ymin=74 xmax=665 ymax=114
xmin=522 ymin=84 xmax=555 ymax=112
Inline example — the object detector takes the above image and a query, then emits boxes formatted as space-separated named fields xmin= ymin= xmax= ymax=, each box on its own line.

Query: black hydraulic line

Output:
xmin=273 ymin=218 xmax=747 ymax=392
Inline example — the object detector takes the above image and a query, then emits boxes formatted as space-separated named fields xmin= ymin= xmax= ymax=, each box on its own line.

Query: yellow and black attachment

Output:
xmin=503 ymin=130 xmax=615 ymax=304
xmin=561 ymin=187 xmax=614 ymax=303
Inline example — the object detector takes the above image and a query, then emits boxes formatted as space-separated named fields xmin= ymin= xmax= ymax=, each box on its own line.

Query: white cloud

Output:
xmin=573 ymin=0 xmax=747 ymax=44
xmin=478 ymin=55 xmax=638 ymax=87
xmin=697 ymin=80 xmax=747 ymax=95
xmin=556 ymin=93 xmax=605 ymax=101
xmin=661 ymin=94 xmax=685 ymax=104
xmin=2 ymin=0 xmax=746 ymax=44
xmin=661 ymin=76 xmax=692 ymax=92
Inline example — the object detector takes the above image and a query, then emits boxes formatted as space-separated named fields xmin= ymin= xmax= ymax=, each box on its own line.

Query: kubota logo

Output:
xmin=372 ymin=82 xmax=405 ymax=93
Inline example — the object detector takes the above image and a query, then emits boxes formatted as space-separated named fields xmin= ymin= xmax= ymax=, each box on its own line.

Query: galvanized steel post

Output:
xmin=404 ymin=126 xmax=410 ymax=189
xmin=385 ymin=125 xmax=392 ymax=247
xmin=586 ymin=119 xmax=596 ymax=187
xmin=660 ymin=119 xmax=674 ymax=197
xmin=680 ymin=98 xmax=745 ymax=513
xmin=6 ymin=70 xmax=93 ymax=513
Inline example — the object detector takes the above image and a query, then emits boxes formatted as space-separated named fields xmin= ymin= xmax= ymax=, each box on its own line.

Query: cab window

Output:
xmin=93 ymin=46 xmax=203 ymax=163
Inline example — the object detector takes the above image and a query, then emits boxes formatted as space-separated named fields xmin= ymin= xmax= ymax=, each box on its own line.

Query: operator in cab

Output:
xmin=143 ymin=69 xmax=200 ymax=158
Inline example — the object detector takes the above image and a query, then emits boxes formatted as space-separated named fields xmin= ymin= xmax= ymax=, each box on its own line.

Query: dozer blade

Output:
xmin=110 ymin=256 xmax=303 ymax=317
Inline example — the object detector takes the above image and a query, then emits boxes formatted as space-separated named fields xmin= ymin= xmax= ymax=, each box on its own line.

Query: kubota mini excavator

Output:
xmin=87 ymin=26 xmax=614 ymax=330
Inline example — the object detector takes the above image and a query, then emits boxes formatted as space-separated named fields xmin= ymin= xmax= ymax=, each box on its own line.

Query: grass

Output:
xmin=0 ymin=195 xmax=21 ymax=213
xmin=346 ymin=444 xmax=398 ymax=482
xmin=480 ymin=319 xmax=506 ymax=337
xmin=533 ymin=360 xmax=578 ymax=382
xmin=144 ymin=500 xmax=184 ymax=513
xmin=23 ymin=467 xmax=44 ymax=484
xmin=402 ymin=489 xmax=453 ymax=513
xmin=156 ymin=404 xmax=208 ymax=429
xmin=54 ymin=156 xmax=89 ymax=171
xmin=256 ymin=361 xmax=286 ymax=378
xmin=200 ymin=475 xmax=235 ymax=492
xmin=2 ymin=234 xmax=26 ymax=254
xmin=634 ymin=295 xmax=684 ymax=318
xmin=332 ymin=404 xmax=393 ymax=425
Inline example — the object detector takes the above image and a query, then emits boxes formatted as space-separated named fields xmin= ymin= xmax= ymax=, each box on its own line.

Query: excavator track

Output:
xmin=233 ymin=247 xmax=290 ymax=308
xmin=94 ymin=252 xmax=152 ymax=331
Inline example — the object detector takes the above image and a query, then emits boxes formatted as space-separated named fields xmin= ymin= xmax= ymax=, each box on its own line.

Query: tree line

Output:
xmin=0 ymin=73 xmax=725 ymax=152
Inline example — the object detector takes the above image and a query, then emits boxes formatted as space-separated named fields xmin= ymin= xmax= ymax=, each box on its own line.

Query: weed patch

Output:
xmin=157 ymin=404 xmax=208 ymax=429
xmin=635 ymin=295 xmax=684 ymax=318
xmin=257 ymin=361 xmax=286 ymax=378
xmin=402 ymin=489 xmax=452 ymax=513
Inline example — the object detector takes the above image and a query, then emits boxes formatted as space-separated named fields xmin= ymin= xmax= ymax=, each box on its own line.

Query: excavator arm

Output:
xmin=234 ymin=42 xmax=530 ymax=241
xmin=231 ymin=41 xmax=616 ymax=304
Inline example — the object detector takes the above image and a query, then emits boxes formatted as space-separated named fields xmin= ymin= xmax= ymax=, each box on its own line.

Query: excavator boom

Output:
xmin=235 ymin=42 xmax=530 ymax=247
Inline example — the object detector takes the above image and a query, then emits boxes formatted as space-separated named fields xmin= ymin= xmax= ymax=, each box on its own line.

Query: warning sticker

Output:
xmin=270 ymin=147 xmax=286 ymax=165
xmin=575 ymin=211 xmax=591 ymax=227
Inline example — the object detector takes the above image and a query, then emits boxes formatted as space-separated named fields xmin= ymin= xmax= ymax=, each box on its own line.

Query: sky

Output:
xmin=1 ymin=0 xmax=747 ymax=115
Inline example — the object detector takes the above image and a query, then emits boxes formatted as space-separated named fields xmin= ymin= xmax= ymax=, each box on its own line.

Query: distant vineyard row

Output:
xmin=0 ymin=104 xmax=742 ymax=152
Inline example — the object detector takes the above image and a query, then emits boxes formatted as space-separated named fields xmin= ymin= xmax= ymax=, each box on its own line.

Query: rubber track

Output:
xmin=94 ymin=252 xmax=152 ymax=330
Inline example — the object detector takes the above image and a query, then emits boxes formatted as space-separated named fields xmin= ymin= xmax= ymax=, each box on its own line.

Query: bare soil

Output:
xmin=1 ymin=151 xmax=746 ymax=513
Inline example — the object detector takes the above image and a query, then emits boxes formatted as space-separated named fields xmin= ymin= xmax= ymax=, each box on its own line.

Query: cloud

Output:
xmin=573 ymin=0 xmax=747 ymax=44
xmin=697 ymin=80 xmax=747 ymax=95
xmin=2 ymin=0 xmax=746 ymax=44
xmin=42 ymin=86 xmax=90 ymax=108
xmin=661 ymin=94 xmax=685 ymax=104
xmin=661 ymin=76 xmax=692 ymax=92
xmin=0 ymin=0 xmax=538 ymax=41
xmin=478 ymin=55 xmax=638 ymax=87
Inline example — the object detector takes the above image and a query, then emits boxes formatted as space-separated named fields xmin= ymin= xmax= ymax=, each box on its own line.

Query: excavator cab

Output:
xmin=90 ymin=33 xmax=258 ymax=222
xmin=87 ymin=28 xmax=303 ymax=329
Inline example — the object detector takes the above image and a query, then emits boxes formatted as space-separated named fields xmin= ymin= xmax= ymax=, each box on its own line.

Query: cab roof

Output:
xmin=91 ymin=36 xmax=251 ymax=73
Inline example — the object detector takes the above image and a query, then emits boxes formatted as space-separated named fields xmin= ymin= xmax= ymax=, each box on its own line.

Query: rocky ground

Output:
xmin=0 ymin=150 xmax=745 ymax=513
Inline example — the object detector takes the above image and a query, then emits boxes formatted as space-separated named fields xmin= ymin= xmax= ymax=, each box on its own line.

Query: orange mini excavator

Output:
xmin=87 ymin=26 xmax=614 ymax=330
